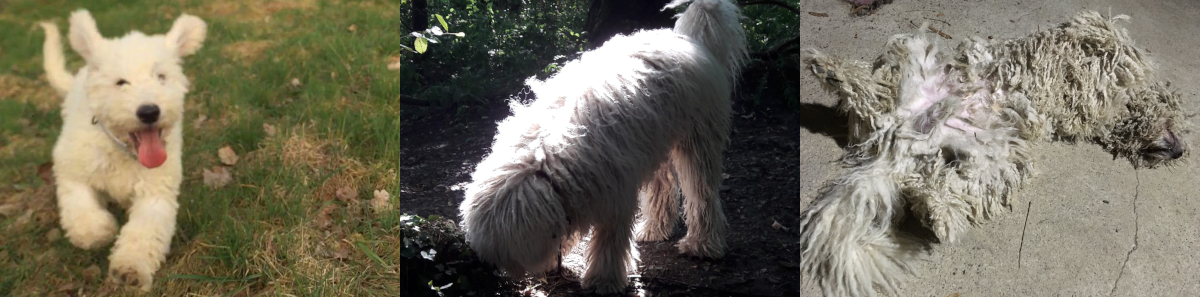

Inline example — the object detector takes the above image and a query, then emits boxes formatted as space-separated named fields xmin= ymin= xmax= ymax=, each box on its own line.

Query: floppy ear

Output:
xmin=165 ymin=14 xmax=207 ymax=57
xmin=67 ymin=10 xmax=104 ymax=63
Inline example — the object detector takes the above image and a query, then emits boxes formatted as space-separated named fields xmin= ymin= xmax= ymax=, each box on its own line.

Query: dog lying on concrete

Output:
xmin=41 ymin=10 xmax=206 ymax=291
xmin=799 ymin=11 xmax=1188 ymax=296
xmin=458 ymin=0 xmax=746 ymax=293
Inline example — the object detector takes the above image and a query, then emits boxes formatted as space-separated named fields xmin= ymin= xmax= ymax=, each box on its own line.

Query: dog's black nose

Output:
xmin=1171 ymin=149 xmax=1184 ymax=159
xmin=136 ymin=104 xmax=160 ymax=124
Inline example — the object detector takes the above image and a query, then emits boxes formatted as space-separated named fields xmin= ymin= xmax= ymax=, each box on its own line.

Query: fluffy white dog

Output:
xmin=458 ymin=0 xmax=746 ymax=293
xmin=41 ymin=10 xmax=206 ymax=291
xmin=799 ymin=11 xmax=1188 ymax=296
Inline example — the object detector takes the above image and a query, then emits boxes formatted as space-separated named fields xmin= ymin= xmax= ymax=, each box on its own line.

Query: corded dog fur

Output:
xmin=458 ymin=0 xmax=746 ymax=293
xmin=799 ymin=11 xmax=1189 ymax=296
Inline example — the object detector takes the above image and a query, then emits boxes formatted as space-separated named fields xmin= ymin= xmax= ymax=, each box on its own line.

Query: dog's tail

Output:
xmin=667 ymin=0 xmax=747 ymax=79
xmin=40 ymin=22 xmax=73 ymax=96
xmin=798 ymin=164 xmax=922 ymax=296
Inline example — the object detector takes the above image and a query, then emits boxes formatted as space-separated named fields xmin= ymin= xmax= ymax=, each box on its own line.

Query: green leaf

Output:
xmin=436 ymin=14 xmax=449 ymax=31
xmin=415 ymin=38 xmax=428 ymax=54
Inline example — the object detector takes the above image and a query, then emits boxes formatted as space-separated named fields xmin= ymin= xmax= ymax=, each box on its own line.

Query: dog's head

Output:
xmin=1103 ymin=84 xmax=1189 ymax=168
xmin=67 ymin=10 xmax=206 ymax=168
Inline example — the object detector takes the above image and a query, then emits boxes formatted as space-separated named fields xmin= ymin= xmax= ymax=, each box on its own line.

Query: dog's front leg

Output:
xmin=582 ymin=211 xmax=636 ymax=294
xmin=57 ymin=179 xmax=119 ymax=249
xmin=108 ymin=195 xmax=178 ymax=291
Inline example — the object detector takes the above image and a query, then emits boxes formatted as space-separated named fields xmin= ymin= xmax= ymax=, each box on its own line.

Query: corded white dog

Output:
xmin=799 ymin=11 xmax=1188 ymax=296
xmin=458 ymin=0 xmax=746 ymax=293
xmin=41 ymin=10 xmax=206 ymax=291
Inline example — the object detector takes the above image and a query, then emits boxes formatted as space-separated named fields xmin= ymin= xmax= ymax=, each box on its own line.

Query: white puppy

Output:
xmin=40 ymin=10 xmax=206 ymax=291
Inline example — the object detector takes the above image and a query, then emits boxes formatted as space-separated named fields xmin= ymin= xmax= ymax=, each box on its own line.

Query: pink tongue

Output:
xmin=137 ymin=129 xmax=167 ymax=168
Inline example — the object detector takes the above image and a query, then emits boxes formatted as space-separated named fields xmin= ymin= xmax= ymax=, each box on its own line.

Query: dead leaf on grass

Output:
xmin=290 ymin=78 xmax=303 ymax=88
xmin=386 ymin=55 xmax=404 ymax=71
xmin=0 ymin=203 xmax=20 ymax=217
xmin=45 ymin=228 xmax=62 ymax=242
xmin=54 ymin=282 xmax=82 ymax=294
xmin=370 ymin=189 xmax=391 ymax=213
xmin=263 ymin=123 xmax=278 ymax=137
xmin=82 ymin=264 xmax=102 ymax=282
xmin=37 ymin=162 xmax=54 ymax=185
xmin=346 ymin=24 xmax=357 ymax=32
xmin=202 ymin=166 xmax=233 ymax=189
xmin=218 ymin=146 xmax=240 ymax=166
xmin=193 ymin=114 xmax=208 ymax=130
xmin=333 ymin=240 xmax=353 ymax=260
xmin=316 ymin=204 xmax=338 ymax=230
xmin=335 ymin=186 xmax=358 ymax=202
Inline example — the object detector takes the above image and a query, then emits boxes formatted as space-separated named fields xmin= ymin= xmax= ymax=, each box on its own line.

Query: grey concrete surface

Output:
xmin=796 ymin=0 xmax=1200 ymax=296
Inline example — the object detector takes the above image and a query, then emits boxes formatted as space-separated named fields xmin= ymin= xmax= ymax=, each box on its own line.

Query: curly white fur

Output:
xmin=800 ymin=11 xmax=1188 ymax=296
xmin=458 ymin=0 xmax=746 ymax=293
xmin=42 ymin=10 xmax=206 ymax=291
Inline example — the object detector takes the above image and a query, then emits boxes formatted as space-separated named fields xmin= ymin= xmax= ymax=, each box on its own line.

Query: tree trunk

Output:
xmin=409 ymin=0 xmax=429 ymax=84
xmin=583 ymin=0 xmax=676 ymax=50
xmin=410 ymin=0 xmax=429 ymax=33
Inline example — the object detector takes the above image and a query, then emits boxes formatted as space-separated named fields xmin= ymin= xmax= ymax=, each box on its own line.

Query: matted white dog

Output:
xmin=40 ymin=10 xmax=206 ymax=291
xmin=459 ymin=0 xmax=746 ymax=293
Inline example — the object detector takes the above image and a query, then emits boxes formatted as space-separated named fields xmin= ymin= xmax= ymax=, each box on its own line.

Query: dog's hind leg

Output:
xmin=803 ymin=48 xmax=897 ymax=145
xmin=672 ymin=138 xmax=729 ymax=259
xmin=636 ymin=159 xmax=680 ymax=242
xmin=582 ymin=199 xmax=637 ymax=294
xmin=56 ymin=179 xmax=118 ymax=250
xmin=108 ymin=195 xmax=179 ymax=291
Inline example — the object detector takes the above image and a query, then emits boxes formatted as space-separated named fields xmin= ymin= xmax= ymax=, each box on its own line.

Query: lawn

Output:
xmin=0 ymin=0 xmax=429 ymax=295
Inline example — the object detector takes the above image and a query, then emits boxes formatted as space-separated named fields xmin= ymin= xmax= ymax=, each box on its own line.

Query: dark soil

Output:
xmin=399 ymin=68 xmax=800 ymax=296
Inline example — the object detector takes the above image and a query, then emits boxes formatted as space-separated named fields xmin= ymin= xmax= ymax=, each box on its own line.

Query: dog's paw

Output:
xmin=811 ymin=63 xmax=842 ymax=86
xmin=924 ymin=200 xmax=972 ymax=243
xmin=634 ymin=224 xmax=671 ymax=242
xmin=107 ymin=262 xmax=153 ymax=292
xmin=676 ymin=236 xmax=726 ymax=259
xmin=63 ymin=211 xmax=118 ymax=250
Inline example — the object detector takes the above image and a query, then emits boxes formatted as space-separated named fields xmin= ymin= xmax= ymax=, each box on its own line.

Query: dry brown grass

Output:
xmin=0 ymin=74 xmax=58 ymax=110
xmin=198 ymin=0 xmax=318 ymax=24
xmin=222 ymin=40 xmax=275 ymax=65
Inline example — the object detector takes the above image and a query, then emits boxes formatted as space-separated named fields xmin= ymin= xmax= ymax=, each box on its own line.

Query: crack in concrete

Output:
xmin=1109 ymin=171 xmax=1140 ymax=296
xmin=1018 ymin=200 xmax=1032 ymax=270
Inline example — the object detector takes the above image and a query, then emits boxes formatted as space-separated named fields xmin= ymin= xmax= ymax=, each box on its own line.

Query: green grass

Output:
xmin=0 ymin=0 xmax=440 ymax=295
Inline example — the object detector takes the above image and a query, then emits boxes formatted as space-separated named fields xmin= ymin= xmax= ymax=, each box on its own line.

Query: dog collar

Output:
xmin=92 ymin=116 xmax=138 ymax=159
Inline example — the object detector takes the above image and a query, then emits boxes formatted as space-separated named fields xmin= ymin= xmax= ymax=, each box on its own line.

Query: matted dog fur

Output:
xmin=799 ymin=11 xmax=1189 ymax=296
xmin=459 ymin=0 xmax=746 ymax=293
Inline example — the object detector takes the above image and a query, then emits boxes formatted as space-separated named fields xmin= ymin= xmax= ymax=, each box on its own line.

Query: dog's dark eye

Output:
xmin=116 ymin=79 xmax=129 ymax=86
xmin=157 ymin=74 xmax=167 ymax=81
